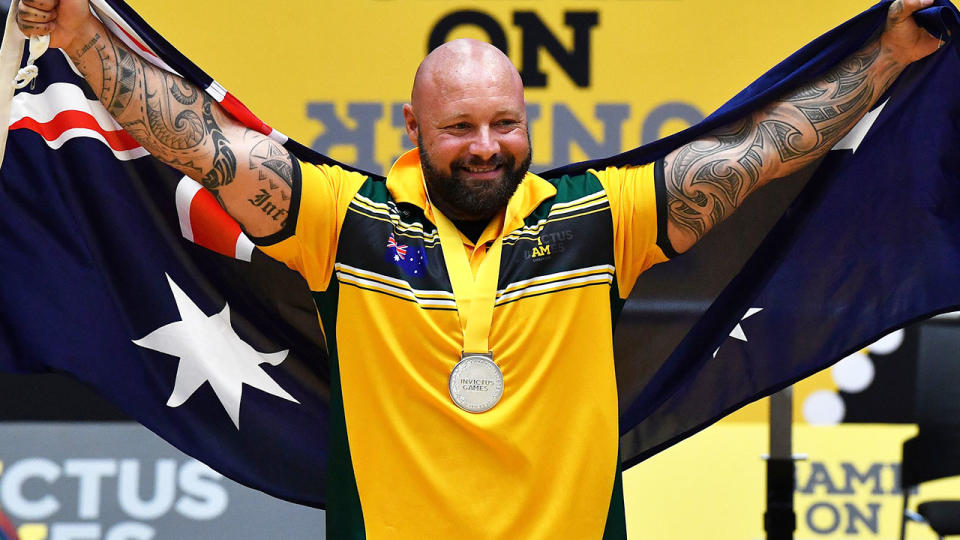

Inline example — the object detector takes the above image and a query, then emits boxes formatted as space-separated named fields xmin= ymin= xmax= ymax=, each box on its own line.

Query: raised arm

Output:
xmin=662 ymin=0 xmax=943 ymax=254
xmin=16 ymin=0 xmax=294 ymax=238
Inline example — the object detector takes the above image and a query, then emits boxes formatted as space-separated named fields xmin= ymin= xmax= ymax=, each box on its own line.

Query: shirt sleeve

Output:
xmin=254 ymin=160 xmax=367 ymax=292
xmin=591 ymin=159 xmax=675 ymax=299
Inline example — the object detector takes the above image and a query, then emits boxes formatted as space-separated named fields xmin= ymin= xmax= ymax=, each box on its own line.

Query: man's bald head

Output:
xmin=401 ymin=39 xmax=531 ymax=222
xmin=411 ymin=39 xmax=524 ymax=113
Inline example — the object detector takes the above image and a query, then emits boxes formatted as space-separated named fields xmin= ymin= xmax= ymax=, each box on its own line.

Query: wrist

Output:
xmin=62 ymin=17 xmax=103 ymax=60
xmin=870 ymin=37 xmax=909 ymax=86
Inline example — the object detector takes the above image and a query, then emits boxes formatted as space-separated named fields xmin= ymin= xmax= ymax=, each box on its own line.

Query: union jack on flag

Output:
xmin=387 ymin=233 xmax=407 ymax=261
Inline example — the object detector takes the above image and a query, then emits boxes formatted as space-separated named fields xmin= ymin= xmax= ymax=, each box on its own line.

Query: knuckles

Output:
xmin=22 ymin=0 xmax=58 ymax=10
xmin=18 ymin=21 xmax=53 ymax=35
xmin=17 ymin=0 xmax=58 ymax=19
xmin=16 ymin=0 xmax=58 ymax=35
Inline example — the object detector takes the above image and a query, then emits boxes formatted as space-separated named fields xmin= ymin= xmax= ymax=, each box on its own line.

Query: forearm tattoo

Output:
xmin=71 ymin=30 xmax=295 ymax=233
xmin=664 ymin=39 xmax=901 ymax=247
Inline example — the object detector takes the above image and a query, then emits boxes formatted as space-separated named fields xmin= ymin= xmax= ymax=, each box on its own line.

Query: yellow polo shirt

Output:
xmin=258 ymin=149 xmax=668 ymax=539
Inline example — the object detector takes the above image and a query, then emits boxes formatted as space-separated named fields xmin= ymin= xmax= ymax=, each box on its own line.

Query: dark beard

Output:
xmin=419 ymin=134 xmax=531 ymax=221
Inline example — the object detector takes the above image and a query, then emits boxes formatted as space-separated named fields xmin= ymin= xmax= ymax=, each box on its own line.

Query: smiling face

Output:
xmin=403 ymin=39 xmax=532 ymax=221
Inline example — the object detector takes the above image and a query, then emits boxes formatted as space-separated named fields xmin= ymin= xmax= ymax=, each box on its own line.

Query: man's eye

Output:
xmin=447 ymin=123 xmax=470 ymax=130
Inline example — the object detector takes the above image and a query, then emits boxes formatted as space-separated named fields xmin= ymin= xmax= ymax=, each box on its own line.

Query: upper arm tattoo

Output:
xmin=664 ymin=40 xmax=900 ymax=249
xmin=199 ymin=100 xmax=238 ymax=190
xmin=245 ymin=137 xmax=296 ymax=228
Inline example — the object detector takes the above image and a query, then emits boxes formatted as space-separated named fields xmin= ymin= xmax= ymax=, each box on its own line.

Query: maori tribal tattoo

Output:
xmin=249 ymin=138 xmax=294 ymax=191
xmin=663 ymin=39 xmax=900 ymax=250
xmin=70 ymin=29 xmax=296 ymax=237
xmin=199 ymin=100 xmax=237 ymax=190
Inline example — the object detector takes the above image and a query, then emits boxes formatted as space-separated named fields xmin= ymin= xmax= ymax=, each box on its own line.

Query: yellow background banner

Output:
xmin=627 ymin=423 xmax=960 ymax=540
xmin=128 ymin=0 xmax=884 ymax=173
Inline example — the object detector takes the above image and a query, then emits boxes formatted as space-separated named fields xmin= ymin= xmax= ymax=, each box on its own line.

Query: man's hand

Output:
xmin=882 ymin=0 xmax=944 ymax=66
xmin=16 ymin=0 xmax=94 ymax=50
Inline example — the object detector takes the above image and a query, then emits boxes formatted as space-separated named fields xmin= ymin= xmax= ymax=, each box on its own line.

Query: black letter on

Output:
xmin=513 ymin=11 xmax=598 ymax=88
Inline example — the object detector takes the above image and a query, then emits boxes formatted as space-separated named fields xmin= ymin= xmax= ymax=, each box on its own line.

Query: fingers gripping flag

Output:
xmin=1 ymin=0 xmax=959 ymax=509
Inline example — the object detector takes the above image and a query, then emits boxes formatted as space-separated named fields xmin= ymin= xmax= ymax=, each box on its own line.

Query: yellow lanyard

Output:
xmin=429 ymin=203 xmax=503 ymax=356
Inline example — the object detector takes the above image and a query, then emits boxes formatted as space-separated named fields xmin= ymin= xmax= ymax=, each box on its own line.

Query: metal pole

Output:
xmin=765 ymin=387 xmax=796 ymax=540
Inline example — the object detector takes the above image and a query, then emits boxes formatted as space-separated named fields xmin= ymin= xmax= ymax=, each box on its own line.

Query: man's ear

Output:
xmin=402 ymin=103 xmax=419 ymax=146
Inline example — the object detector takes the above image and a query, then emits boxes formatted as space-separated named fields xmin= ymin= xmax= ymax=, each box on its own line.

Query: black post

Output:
xmin=765 ymin=388 xmax=796 ymax=540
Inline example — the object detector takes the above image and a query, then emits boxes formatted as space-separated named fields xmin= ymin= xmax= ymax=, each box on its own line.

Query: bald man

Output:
xmin=16 ymin=0 xmax=942 ymax=538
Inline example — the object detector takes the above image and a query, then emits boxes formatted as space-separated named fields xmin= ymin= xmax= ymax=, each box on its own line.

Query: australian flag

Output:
xmin=0 ymin=0 xmax=958 ymax=508
xmin=385 ymin=233 xmax=428 ymax=277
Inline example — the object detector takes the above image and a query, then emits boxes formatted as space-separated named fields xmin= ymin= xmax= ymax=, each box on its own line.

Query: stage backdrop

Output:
xmin=126 ymin=0 xmax=880 ymax=174
xmin=2 ymin=0 xmax=957 ymax=538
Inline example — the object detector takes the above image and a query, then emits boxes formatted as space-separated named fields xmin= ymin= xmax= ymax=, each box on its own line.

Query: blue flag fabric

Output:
xmin=1 ymin=0 xmax=959 ymax=507
xmin=0 ymin=94 xmax=333 ymax=510
xmin=619 ymin=42 xmax=960 ymax=464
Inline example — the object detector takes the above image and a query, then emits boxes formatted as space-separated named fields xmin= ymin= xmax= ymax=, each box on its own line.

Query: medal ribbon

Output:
xmin=429 ymin=199 xmax=503 ymax=355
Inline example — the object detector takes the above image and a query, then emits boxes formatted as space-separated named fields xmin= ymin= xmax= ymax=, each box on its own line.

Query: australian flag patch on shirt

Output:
xmin=386 ymin=233 xmax=428 ymax=277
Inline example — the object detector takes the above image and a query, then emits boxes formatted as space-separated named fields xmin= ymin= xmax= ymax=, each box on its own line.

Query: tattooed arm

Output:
xmin=16 ymin=0 xmax=293 ymax=237
xmin=662 ymin=0 xmax=942 ymax=254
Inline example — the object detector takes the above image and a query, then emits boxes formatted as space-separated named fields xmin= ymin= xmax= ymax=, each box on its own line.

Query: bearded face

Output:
xmin=419 ymin=132 xmax=532 ymax=221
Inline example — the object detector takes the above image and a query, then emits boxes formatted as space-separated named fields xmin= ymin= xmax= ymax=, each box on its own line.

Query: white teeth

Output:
xmin=466 ymin=165 xmax=497 ymax=173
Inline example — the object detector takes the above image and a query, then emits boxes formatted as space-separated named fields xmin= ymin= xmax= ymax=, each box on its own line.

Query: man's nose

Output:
xmin=469 ymin=126 xmax=500 ymax=161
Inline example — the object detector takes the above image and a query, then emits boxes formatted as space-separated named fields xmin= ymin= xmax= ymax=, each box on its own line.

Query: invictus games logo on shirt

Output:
xmin=526 ymin=230 xmax=574 ymax=261
xmin=531 ymin=238 xmax=551 ymax=259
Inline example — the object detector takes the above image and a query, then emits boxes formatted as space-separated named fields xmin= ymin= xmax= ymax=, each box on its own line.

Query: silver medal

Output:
xmin=448 ymin=353 xmax=503 ymax=413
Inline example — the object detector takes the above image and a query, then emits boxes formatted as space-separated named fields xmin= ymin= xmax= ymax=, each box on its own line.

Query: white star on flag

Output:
xmin=832 ymin=99 xmax=887 ymax=153
xmin=132 ymin=274 xmax=300 ymax=428
xmin=714 ymin=307 xmax=764 ymax=358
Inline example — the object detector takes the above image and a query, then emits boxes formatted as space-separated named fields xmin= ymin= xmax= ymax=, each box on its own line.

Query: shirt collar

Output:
xmin=386 ymin=148 xmax=557 ymax=236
